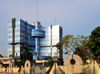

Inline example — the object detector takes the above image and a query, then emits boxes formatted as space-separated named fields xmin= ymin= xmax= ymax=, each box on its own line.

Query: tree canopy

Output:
xmin=89 ymin=26 xmax=100 ymax=60
xmin=15 ymin=46 xmax=33 ymax=67
xmin=56 ymin=35 xmax=92 ymax=63
xmin=56 ymin=26 xmax=100 ymax=61
xmin=21 ymin=46 xmax=33 ymax=60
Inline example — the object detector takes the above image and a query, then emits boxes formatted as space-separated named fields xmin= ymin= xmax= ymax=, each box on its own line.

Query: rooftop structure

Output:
xmin=0 ymin=57 xmax=11 ymax=65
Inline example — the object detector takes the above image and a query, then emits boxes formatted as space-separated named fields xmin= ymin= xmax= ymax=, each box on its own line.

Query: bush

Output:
xmin=45 ymin=59 xmax=60 ymax=67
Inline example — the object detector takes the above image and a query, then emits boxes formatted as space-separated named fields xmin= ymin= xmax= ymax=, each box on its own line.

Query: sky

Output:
xmin=0 ymin=0 xmax=100 ymax=58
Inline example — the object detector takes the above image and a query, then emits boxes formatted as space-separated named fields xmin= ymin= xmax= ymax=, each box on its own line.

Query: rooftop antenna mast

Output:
xmin=36 ymin=0 xmax=38 ymax=21
xmin=54 ymin=0 xmax=57 ymax=25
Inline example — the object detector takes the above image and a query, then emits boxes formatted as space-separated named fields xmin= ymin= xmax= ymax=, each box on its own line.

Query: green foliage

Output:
xmin=81 ymin=70 xmax=87 ymax=74
xmin=56 ymin=35 xmax=92 ymax=63
xmin=61 ymin=70 xmax=65 ymax=74
xmin=74 ymin=46 xmax=92 ymax=63
xmin=89 ymin=26 xmax=100 ymax=60
xmin=45 ymin=59 xmax=60 ymax=67
xmin=15 ymin=46 xmax=33 ymax=67
xmin=97 ymin=61 xmax=100 ymax=64
xmin=14 ymin=59 xmax=26 ymax=72
xmin=15 ymin=59 xmax=26 ymax=67
xmin=56 ymin=35 xmax=91 ymax=54
xmin=21 ymin=46 xmax=33 ymax=60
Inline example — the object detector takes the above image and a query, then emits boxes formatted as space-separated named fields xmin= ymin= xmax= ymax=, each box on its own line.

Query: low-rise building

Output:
xmin=0 ymin=57 xmax=11 ymax=67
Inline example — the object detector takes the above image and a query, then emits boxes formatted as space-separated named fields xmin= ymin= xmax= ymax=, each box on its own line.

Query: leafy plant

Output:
xmin=15 ymin=46 xmax=33 ymax=67
xmin=89 ymin=26 xmax=100 ymax=60
xmin=21 ymin=46 xmax=33 ymax=60
xmin=56 ymin=35 xmax=92 ymax=63
xmin=45 ymin=59 xmax=60 ymax=67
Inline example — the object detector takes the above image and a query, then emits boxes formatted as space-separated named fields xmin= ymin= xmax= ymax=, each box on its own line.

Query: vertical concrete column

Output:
xmin=12 ymin=18 xmax=16 ymax=59
xmin=36 ymin=38 xmax=40 ymax=59
xmin=50 ymin=25 xmax=52 ymax=58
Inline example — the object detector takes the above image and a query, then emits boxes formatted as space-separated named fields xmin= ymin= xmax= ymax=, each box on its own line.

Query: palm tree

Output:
xmin=21 ymin=46 xmax=33 ymax=60
xmin=15 ymin=46 xmax=33 ymax=66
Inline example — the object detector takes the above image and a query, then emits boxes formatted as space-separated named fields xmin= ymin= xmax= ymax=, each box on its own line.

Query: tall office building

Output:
xmin=8 ymin=18 xmax=63 ymax=60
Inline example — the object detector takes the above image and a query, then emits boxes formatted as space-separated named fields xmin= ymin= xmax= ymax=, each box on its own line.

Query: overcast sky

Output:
xmin=0 ymin=0 xmax=100 ymax=58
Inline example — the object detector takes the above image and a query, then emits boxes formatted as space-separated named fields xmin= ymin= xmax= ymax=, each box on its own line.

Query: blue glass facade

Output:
xmin=8 ymin=18 xmax=63 ymax=60
xmin=8 ymin=18 xmax=35 ymax=58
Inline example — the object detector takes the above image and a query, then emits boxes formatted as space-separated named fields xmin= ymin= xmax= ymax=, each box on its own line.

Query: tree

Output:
xmin=74 ymin=46 xmax=92 ymax=63
xmin=56 ymin=35 xmax=92 ymax=63
xmin=21 ymin=46 xmax=33 ymax=60
xmin=15 ymin=46 xmax=33 ymax=66
xmin=89 ymin=26 xmax=100 ymax=60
